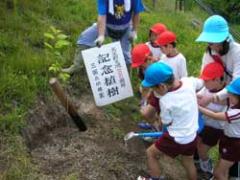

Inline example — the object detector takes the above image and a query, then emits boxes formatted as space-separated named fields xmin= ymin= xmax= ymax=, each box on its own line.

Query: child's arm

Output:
xmin=197 ymin=89 xmax=228 ymax=107
xmin=198 ymin=105 xmax=226 ymax=121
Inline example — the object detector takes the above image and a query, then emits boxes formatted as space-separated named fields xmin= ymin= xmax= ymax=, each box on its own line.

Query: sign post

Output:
xmin=82 ymin=42 xmax=133 ymax=106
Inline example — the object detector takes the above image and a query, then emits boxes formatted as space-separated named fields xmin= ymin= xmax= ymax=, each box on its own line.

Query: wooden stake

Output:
xmin=49 ymin=78 xmax=87 ymax=131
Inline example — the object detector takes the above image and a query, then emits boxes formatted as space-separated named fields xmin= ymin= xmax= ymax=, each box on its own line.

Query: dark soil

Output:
xmin=22 ymin=75 xmax=187 ymax=180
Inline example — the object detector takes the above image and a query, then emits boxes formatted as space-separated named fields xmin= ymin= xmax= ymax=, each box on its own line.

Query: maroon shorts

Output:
xmin=154 ymin=132 xmax=197 ymax=158
xmin=219 ymin=135 xmax=240 ymax=162
xmin=199 ymin=126 xmax=223 ymax=147
xmin=147 ymin=92 xmax=160 ymax=114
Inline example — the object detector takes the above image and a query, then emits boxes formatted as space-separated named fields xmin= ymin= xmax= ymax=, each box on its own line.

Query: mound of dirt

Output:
xmin=22 ymin=80 xmax=186 ymax=179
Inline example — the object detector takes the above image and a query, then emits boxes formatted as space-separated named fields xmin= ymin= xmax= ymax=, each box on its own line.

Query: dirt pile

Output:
xmin=22 ymin=83 xmax=186 ymax=179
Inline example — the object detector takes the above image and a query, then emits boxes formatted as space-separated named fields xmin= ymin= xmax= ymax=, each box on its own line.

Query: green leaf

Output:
xmin=44 ymin=33 xmax=55 ymax=40
xmin=54 ymin=51 xmax=61 ymax=57
xmin=59 ymin=72 xmax=70 ymax=82
xmin=50 ymin=26 xmax=58 ymax=34
xmin=44 ymin=42 xmax=53 ymax=49
xmin=57 ymin=34 xmax=67 ymax=40
xmin=49 ymin=63 xmax=61 ymax=73
xmin=49 ymin=66 xmax=57 ymax=73
xmin=56 ymin=29 xmax=62 ymax=34
xmin=55 ymin=40 xmax=70 ymax=49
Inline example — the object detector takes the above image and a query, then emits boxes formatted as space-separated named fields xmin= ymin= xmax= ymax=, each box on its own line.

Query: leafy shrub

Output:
xmin=203 ymin=0 xmax=240 ymax=23
xmin=44 ymin=26 xmax=71 ymax=82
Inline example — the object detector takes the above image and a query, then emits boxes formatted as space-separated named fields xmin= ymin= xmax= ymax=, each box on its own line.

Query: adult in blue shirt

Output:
xmin=63 ymin=0 xmax=144 ymax=74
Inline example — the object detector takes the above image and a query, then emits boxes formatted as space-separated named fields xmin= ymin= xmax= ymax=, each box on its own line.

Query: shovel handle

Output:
xmin=49 ymin=78 xmax=87 ymax=131
xmin=137 ymin=131 xmax=163 ymax=138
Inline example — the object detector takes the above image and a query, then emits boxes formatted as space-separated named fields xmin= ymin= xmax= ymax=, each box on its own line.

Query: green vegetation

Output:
xmin=203 ymin=0 xmax=240 ymax=23
xmin=1 ymin=0 xmax=235 ymax=178
xmin=0 ymin=134 xmax=39 ymax=179
xmin=44 ymin=26 xmax=71 ymax=82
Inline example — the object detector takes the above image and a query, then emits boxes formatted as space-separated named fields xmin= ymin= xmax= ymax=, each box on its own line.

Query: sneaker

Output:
xmin=137 ymin=176 xmax=165 ymax=180
xmin=140 ymin=98 xmax=148 ymax=107
xmin=200 ymin=159 xmax=213 ymax=173
xmin=195 ymin=160 xmax=201 ymax=172
xmin=137 ymin=176 xmax=149 ymax=180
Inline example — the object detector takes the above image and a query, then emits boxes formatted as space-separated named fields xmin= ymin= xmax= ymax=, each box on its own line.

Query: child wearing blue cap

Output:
xmin=199 ymin=77 xmax=240 ymax=180
xmin=196 ymin=14 xmax=240 ymax=179
xmin=138 ymin=62 xmax=204 ymax=180
xmin=196 ymin=15 xmax=240 ymax=105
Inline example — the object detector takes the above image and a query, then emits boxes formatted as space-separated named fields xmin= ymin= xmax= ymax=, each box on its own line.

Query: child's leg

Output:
xmin=213 ymin=158 xmax=234 ymax=180
xmin=146 ymin=144 xmax=164 ymax=177
xmin=181 ymin=155 xmax=197 ymax=180
xmin=197 ymin=138 xmax=213 ymax=173
xmin=198 ymin=138 xmax=211 ymax=161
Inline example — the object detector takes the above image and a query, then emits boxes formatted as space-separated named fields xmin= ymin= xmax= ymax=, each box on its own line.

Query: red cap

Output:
xmin=131 ymin=44 xmax=151 ymax=68
xmin=200 ymin=62 xmax=224 ymax=80
xmin=155 ymin=31 xmax=176 ymax=46
xmin=150 ymin=23 xmax=167 ymax=36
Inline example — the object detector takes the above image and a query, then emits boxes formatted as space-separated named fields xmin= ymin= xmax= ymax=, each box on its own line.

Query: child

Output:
xmin=146 ymin=23 xmax=167 ymax=60
xmin=131 ymin=43 xmax=156 ymax=80
xmin=155 ymin=30 xmax=188 ymax=80
xmin=138 ymin=62 xmax=204 ymax=180
xmin=131 ymin=23 xmax=167 ymax=126
xmin=131 ymin=44 xmax=160 ymax=127
xmin=197 ymin=62 xmax=227 ymax=174
xmin=199 ymin=77 xmax=240 ymax=180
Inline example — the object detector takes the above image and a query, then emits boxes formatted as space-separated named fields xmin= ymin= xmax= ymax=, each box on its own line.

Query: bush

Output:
xmin=203 ymin=0 xmax=240 ymax=23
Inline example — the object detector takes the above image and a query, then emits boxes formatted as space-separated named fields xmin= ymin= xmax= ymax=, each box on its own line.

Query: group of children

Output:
xmin=130 ymin=22 xmax=240 ymax=180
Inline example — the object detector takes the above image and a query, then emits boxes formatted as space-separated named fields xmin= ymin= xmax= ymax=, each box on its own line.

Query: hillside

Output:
xmin=0 ymin=0 xmax=216 ymax=179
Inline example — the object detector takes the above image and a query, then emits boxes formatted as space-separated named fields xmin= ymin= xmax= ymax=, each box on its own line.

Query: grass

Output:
xmin=0 ymin=133 xmax=39 ymax=179
xmin=1 ymin=0 xmax=236 ymax=178
xmin=0 ymin=0 xmax=97 ymax=178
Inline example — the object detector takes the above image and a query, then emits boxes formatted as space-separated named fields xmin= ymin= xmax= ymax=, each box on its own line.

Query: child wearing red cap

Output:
xmin=131 ymin=44 xmax=161 ymax=129
xmin=146 ymin=23 xmax=167 ymax=61
xmin=136 ymin=30 xmax=188 ymax=131
xmin=155 ymin=30 xmax=188 ymax=80
xmin=199 ymin=77 xmax=240 ymax=180
xmin=197 ymin=62 xmax=227 ymax=175
xmin=131 ymin=43 xmax=154 ymax=79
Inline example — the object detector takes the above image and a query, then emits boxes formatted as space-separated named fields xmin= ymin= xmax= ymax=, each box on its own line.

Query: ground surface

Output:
xmin=22 ymin=76 xmax=187 ymax=180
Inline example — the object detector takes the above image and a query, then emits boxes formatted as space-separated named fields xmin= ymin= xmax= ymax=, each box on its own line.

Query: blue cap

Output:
xmin=141 ymin=62 xmax=173 ymax=87
xmin=196 ymin=15 xmax=229 ymax=43
xmin=226 ymin=77 xmax=240 ymax=95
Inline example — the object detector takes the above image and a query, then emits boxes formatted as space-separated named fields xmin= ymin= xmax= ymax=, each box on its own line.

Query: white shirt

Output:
xmin=160 ymin=53 xmax=188 ymax=80
xmin=201 ymin=41 xmax=240 ymax=100
xmin=224 ymin=107 xmax=240 ymax=138
xmin=159 ymin=77 xmax=204 ymax=144
xmin=197 ymin=87 xmax=227 ymax=129
xmin=145 ymin=42 xmax=163 ymax=60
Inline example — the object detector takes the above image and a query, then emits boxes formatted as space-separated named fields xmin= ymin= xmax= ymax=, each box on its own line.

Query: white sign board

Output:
xmin=82 ymin=41 xmax=133 ymax=106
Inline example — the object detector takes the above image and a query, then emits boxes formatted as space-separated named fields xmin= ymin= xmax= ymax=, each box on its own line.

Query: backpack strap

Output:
xmin=211 ymin=54 xmax=233 ymax=79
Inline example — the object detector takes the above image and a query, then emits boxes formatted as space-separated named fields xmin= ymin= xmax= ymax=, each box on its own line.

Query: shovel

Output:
xmin=124 ymin=131 xmax=163 ymax=141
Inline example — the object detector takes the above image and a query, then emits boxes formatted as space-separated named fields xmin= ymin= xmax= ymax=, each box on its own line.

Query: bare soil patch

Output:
xmin=22 ymin=78 xmax=186 ymax=179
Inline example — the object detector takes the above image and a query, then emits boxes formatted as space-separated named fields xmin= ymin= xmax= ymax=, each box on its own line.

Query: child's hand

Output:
xmin=148 ymin=56 xmax=158 ymax=63
xmin=141 ymin=87 xmax=151 ymax=99
xmin=197 ymin=94 xmax=213 ymax=107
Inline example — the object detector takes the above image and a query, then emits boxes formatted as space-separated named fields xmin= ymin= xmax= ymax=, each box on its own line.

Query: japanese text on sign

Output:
xmin=82 ymin=42 xmax=133 ymax=106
